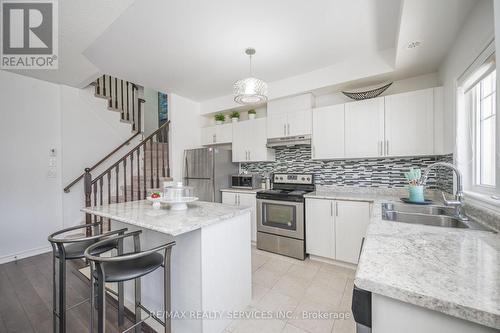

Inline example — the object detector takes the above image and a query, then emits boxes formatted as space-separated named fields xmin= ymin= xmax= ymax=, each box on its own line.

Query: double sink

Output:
xmin=382 ymin=202 xmax=493 ymax=232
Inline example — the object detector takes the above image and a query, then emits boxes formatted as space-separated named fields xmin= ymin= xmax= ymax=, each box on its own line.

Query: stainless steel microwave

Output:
xmin=231 ymin=174 xmax=262 ymax=189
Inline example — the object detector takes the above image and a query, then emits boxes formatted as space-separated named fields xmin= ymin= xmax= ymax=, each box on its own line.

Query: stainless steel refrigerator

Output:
xmin=183 ymin=147 xmax=238 ymax=202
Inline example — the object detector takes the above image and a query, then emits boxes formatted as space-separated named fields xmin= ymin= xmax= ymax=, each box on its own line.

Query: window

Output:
xmin=473 ymin=70 xmax=496 ymax=188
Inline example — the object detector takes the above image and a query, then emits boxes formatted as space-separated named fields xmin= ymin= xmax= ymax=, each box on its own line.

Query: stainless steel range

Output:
xmin=256 ymin=173 xmax=315 ymax=260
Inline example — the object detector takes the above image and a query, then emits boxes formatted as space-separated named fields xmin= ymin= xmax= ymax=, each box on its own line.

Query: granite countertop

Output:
xmin=306 ymin=187 xmax=500 ymax=329
xmin=82 ymin=200 xmax=251 ymax=236
xmin=220 ymin=188 xmax=264 ymax=194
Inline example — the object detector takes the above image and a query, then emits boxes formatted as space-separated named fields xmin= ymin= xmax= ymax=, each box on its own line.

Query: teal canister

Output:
xmin=408 ymin=185 xmax=425 ymax=203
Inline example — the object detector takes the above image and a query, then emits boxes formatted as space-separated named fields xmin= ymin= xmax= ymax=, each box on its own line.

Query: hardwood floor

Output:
xmin=0 ymin=252 xmax=137 ymax=333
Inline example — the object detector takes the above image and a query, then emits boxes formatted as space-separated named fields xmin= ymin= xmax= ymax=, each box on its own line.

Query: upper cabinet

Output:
xmin=312 ymin=104 xmax=345 ymax=160
xmin=232 ymin=118 xmax=275 ymax=163
xmin=384 ymin=88 xmax=434 ymax=156
xmin=311 ymin=87 xmax=442 ymax=159
xmin=345 ymin=97 xmax=385 ymax=158
xmin=201 ymin=123 xmax=232 ymax=146
xmin=267 ymin=94 xmax=313 ymax=138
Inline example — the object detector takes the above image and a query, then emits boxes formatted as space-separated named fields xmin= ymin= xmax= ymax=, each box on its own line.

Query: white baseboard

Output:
xmin=0 ymin=245 xmax=52 ymax=264
xmin=309 ymin=254 xmax=358 ymax=270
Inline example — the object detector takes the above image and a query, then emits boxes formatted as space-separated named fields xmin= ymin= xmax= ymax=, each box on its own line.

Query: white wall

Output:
xmin=315 ymin=72 xmax=440 ymax=107
xmin=438 ymin=0 xmax=495 ymax=154
xmin=60 ymin=85 xmax=140 ymax=228
xmin=143 ymin=87 xmax=159 ymax=136
xmin=0 ymin=71 xmax=63 ymax=263
xmin=168 ymin=93 xmax=202 ymax=183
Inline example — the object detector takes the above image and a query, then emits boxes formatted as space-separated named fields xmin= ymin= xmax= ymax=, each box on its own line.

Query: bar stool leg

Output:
xmin=164 ymin=247 xmax=172 ymax=333
xmin=96 ymin=268 xmax=106 ymax=333
xmin=58 ymin=253 xmax=67 ymax=333
xmin=51 ymin=248 xmax=58 ymax=333
xmin=117 ymin=239 xmax=125 ymax=327
xmin=134 ymin=277 xmax=141 ymax=333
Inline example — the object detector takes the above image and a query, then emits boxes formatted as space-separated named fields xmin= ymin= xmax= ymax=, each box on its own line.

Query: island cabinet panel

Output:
xmin=335 ymin=200 xmax=371 ymax=264
xmin=384 ymin=88 xmax=434 ymax=156
xmin=305 ymin=198 xmax=371 ymax=264
xmin=201 ymin=123 xmax=232 ymax=145
xmin=222 ymin=191 xmax=258 ymax=243
xmin=344 ymin=97 xmax=385 ymax=158
xmin=232 ymin=118 xmax=275 ymax=162
xmin=305 ymin=198 xmax=335 ymax=259
xmin=312 ymin=104 xmax=345 ymax=159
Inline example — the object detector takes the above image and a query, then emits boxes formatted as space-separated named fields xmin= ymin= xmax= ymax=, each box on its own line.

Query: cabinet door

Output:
xmin=385 ymin=88 xmax=434 ymax=156
xmin=287 ymin=109 xmax=312 ymax=137
xmin=267 ymin=113 xmax=288 ymax=139
xmin=238 ymin=193 xmax=257 ymax=243
xmin=305 ymin=199 xmax=335 ymax=259
xmin=232 ymin=121 xmax=251 ymax=162
xmin=222 ymin=192 xmax=237 ymax=205
xmin=312 ymin=105 xmax=345 ymax=159
xmin=201 ymin=126 xmax=217 ymax=145
xmin=345 ymin=97 xmax=385 ymax=158
xmin=248 ymin=118 xmax=271 ymax=162
xmin=335 ymin=200 xmax=370 ymax=264
xmin=215 ymin=123 xmax=232 ymax=144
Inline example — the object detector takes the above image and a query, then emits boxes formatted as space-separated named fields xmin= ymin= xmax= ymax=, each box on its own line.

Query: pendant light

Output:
xmin=233 ymin=48 xmax=268 ymax=105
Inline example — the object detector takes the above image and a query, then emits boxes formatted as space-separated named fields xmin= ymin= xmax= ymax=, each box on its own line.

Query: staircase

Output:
xmin=64 ymin=75 xmax=171 ymax=228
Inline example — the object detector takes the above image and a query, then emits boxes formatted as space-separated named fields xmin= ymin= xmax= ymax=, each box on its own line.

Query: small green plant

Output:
xmin=214 ymin=113 xmax=225 ymax=122
xmin=248 ymin=109 xmax=256 ymax=115
xmin=230 ymin=111 xmax=240 ymax=119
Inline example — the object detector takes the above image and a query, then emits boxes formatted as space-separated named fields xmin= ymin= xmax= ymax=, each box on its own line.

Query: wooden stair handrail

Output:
xmin=90 ymin=120 xmax=170 ymax=184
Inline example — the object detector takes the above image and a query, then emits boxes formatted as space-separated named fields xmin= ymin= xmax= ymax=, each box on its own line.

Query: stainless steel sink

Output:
xmin=381 ymin=203 xmax=493 ymax=232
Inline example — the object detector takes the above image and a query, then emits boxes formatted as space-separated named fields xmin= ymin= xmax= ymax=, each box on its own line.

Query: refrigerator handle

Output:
xmin=184 ymin=150 xmax=189 ymax=180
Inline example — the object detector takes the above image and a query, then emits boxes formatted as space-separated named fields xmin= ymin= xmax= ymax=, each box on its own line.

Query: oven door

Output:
xmin=257 ymin=199 xmax=304 ymax=239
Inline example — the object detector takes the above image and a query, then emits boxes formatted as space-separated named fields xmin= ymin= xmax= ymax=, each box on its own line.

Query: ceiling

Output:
xmin=5 ymin=0 xmax=478 ymax=101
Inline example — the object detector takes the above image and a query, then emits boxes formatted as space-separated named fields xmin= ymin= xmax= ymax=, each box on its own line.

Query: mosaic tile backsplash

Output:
xmin=241 ymin=146 xmax=454 ymax=193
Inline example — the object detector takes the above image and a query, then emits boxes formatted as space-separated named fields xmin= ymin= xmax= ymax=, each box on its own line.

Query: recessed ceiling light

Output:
xmin=407 ymin=41 xmax=422 ymax=49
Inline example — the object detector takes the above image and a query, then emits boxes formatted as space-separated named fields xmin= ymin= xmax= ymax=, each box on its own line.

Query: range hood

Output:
xmin=266 ymin=135 xmax=311 ymax=148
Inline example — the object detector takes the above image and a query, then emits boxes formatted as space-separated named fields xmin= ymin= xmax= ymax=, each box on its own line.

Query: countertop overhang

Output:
xmin=82 ymin=200 xmax=252 ymax=236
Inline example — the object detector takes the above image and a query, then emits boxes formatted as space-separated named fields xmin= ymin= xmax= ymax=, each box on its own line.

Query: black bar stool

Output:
xmin=48 ymin=221 xmax=128 ymax=333
xmin=85 ymin=230 xmax=175 ymax=333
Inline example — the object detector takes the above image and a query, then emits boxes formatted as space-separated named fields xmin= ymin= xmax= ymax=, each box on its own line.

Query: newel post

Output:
xmin=83 ymin=168 xmax=92 ymax=226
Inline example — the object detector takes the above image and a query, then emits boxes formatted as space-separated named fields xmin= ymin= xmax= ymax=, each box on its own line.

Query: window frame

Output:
xmin=471 ymin=69 xmax=498 ymax=195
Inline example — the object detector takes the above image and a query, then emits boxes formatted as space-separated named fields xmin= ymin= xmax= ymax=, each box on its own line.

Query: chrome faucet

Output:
xmin=420 ymin=162 xmax=466 ymax=220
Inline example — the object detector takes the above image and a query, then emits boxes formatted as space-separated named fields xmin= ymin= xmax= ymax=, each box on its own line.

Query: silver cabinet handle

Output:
xmin=248 ymin=151 xmax=251 ymax=160
xmin=335 ymin=202 xmax=339 ymax=217
xmin=238 ymin=194 xmax=240 ymax=205
xmin=330 ymin=202 xmax=333 ymax=216
xmin=213 ymin=134 xmax=216 ymax=143
xmin=386 ymin=140 xmax=389 ymax=155
xmin=234 ymin=194 xmax=237 ymax=205
xmin=283 ymin=124 xmax=286 ymax=136
xmin=379 ymin=141 xmax=382 ymax=156
xmin=287 ymin=123 xmax=290 ymax=135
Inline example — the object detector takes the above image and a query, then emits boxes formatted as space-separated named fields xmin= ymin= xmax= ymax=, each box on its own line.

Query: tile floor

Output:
xmin=225 ymin=247 xmax=356 ymax=333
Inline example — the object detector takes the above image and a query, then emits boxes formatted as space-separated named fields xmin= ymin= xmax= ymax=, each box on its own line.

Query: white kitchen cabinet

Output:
xmin=305 ymin=198 xmax=335 ymax=259
xmin=267 ymin=94 xmax=313 ymax=138
xmin=345 ymin=97 xmax=385 ymax=158
xmin=306 ymin=198 xmax=370 ymax=264
xmin=232 ymin=118 xmax=275 ymax=162
xmin=384 ymin=88 xmax=434 ymax=156
xmin=222 ymin=191 xmax=258 ymax=243
xmin=201 ymin=123 xmax=232 ymax=145
xmin=312 ymin=104 xmax=345 ymax=159
xmin=334 ymin=200 xmax=371 ymax=264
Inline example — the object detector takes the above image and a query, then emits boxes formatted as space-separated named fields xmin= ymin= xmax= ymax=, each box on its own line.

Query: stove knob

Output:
xmin=307 ymin=177 xmax=310 ymax=181
xmin=301 ymin=177 xmax=305 ymax=181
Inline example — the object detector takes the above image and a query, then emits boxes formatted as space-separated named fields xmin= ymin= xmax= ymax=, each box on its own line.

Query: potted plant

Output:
xmin=248 ymin=109 xmax=256 ymax=120
xmin=230 ymin=111 xmax=240 ymax=123
xmin=214 ymin=113 xmax=225 ymax=125
xmin=404 ymin=168 xmax=424 ymax=203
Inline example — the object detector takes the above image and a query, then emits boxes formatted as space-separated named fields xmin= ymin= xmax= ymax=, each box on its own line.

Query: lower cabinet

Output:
xmin=222 ymin=191 xmax=257 ymax=243
xmin=305 ymin=198 xmax=371 ymax=264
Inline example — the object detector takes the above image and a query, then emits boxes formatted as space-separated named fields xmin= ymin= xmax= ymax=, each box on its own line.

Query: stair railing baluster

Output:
xmin=150 ymin=139 xmax=154 ymax=189
xmin=156 ymin=133 xmax=160 ymax=188
xmin=115 ymin=164 xmax=119 ymax=203
xmin=84 ymin=168 xmax=92 ymax=232
xmin=130 ymin=85 xmax=134 ymax=122
xmin=93 ymin=183 xmax=98 ymax=222
xmin=123 ymin=158 xmax=127 ymax=202
xmin=102 ymin=75 xmax=106 ymax=96
xmin=130 ymin=153 xmax=134 ymax=201
xmin=121 ymin=80 xmax=124 ymax=114
xmin=161 ymin=126 xmax=166 ymax=177
xmin=115 ymin=77 xmax=118 ymax=109
xmin=99 ymin=178 xmax=104 ymax=223
xmin=136 ymin=149 xmax=141 ymax=199
xmin=166 ymin=124 xmax=170 ymax=177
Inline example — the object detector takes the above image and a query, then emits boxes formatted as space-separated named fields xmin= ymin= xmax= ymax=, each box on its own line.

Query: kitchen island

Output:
xmin=82 ymin=200 xmax=252 ymax=333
